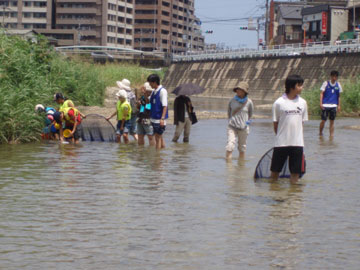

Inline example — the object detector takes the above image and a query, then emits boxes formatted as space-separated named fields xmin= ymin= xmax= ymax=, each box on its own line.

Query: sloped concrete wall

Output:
xmin=163 ymin=53 xmax=360 ymax=103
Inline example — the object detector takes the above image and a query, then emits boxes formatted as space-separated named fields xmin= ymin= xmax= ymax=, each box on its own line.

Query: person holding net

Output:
xmin=106 ymin=90 xmax=132 ymax=144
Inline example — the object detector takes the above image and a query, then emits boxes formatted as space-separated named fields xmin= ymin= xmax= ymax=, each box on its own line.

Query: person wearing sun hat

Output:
xmin=136 ymin=82 xmax=155 ymax=146
xmin=226 ymin=81 xmax=254 ymax=160
xmin=106 ymin=89 xmax=132 ymax=144
xmin=116 ymin=78 xmax=138 ymax=141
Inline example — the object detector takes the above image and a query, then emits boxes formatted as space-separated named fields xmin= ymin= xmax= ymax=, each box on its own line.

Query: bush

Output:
xmin=0 ymin=31 xmax=167 ymax=143
xmin=0 ymin=32 xmax=107 ymax=143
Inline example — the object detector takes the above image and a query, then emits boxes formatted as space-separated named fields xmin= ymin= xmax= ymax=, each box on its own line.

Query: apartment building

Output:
xmin=0 ymin=0 xmax=134 ymax=48
xmin=0 ymin=0 xmax=51 ymax=30
xmin=134 ymin=0 xmax=204 ymax=53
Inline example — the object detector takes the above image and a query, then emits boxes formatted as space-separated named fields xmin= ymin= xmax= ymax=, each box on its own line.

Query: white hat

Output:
xmin=144 ymin=82 xmax=153 ymax=92
xmin=116 ymin=89 xmax=127 ymax=99
xmin=116 ymin=79 xmax=131 ymax=91
xmin=35 ymin=104 xmax=45 ymax=112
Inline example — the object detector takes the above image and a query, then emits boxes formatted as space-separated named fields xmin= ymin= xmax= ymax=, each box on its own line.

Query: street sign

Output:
xmin=302 ymin=22 xmax=309 ymax=31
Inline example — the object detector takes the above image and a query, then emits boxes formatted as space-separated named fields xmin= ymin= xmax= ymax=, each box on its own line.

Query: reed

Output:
xmin=0 ymin=32 xmax=165 ymax=143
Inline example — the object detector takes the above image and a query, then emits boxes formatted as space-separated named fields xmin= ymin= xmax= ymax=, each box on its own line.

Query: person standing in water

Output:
xmin=172 ymin=95 xmax=194 ymax=143
xmin=225 ymin=82 xmax=254 ymax=160
xmin=319 ymin=70 xmax=342 ymax=137
xmin=147 ymin=74 xmax=168 ymax=150
xmin=270 ymin=75 xmax=308 ymax=184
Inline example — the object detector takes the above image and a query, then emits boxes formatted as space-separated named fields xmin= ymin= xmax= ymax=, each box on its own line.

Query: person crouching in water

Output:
xmin=107 ymin=90 xmax=132 ymax=144
xmin=53 ymin=107 xmax=83 ymax=144
xmin=137 ymin=82 xmax=155 ymax=146
xmin=225 ymin=81 xmax=254 ymax=160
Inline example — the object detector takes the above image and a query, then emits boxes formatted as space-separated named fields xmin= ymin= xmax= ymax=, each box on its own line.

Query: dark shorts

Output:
xmin=65 ymin=123 xmax=82 ymax=140
xmin=116 ymin=120 xmax=131 ymax=135
xmin=152 ymin=123 xmax=166 ymax=135
xmin=271 ymin=146 xmax=304 ymax=175
xmin=321 ymin=107 xmax=337 ymax=121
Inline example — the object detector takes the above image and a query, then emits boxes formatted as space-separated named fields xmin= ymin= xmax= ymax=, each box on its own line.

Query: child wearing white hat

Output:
xmin=106 ymin=89 xmax=132 ymax=144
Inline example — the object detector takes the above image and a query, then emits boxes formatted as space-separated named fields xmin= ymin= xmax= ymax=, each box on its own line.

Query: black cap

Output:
xmin=54 ymin=93 xmax=64 ymax=101
xmin=53 ymin=111 xmax=62 ymax=123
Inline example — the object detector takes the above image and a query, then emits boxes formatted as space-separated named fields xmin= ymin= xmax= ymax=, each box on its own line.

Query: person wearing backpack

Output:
xmin=117 ymin=79 xmax=138 ymax=141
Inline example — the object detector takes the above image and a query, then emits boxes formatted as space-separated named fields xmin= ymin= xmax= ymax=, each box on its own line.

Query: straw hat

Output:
xmin=116 ymin=89 xmax=127 ymax=99
xmin=144 ymin=82 xmax=153 ymax=92
xmin=116 ymin=79 xmax=131 ymax=91
xmin=233 ymin=81 xmax=249 ymax=94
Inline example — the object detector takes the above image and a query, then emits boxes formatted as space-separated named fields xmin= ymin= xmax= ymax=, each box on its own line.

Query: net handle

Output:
xmin=83 ymin=113 xmax=116 ymax=132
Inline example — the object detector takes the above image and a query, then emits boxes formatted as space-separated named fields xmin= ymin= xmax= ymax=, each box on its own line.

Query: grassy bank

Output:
xmin=0 ymin=32 xmax=164 ymax=144
xmin=302 ymin=77 xmax=360 ymax=117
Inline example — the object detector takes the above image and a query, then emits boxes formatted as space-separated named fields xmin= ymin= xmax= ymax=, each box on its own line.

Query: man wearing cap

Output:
xmin=116 ymin=79 xmax=138 ymax=141
xmin=107 ymin=89 xmax=132 ymax=144
xmin=226 ymin=81 xmax=254 ymax=160
xmin=147 ymin=74 xmax=168 ymax=149
xmin=53 ymin=107 xmax=83 ymax=144
xmin=136 ymin=82 xmax=155 ymax=146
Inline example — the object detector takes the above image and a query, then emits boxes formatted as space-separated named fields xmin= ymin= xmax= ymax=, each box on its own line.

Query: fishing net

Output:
xmin=254 ymin=148 xmax=306 ymax=179
xmin=81 ymin=114 xmax=116 ymax=142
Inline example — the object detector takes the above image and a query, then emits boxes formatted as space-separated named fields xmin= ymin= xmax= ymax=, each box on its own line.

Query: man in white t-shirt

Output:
xmin=271 ymin=75 xmax=308 ymax=184
xmin=319 ymin=70 xmax=342 ymax=137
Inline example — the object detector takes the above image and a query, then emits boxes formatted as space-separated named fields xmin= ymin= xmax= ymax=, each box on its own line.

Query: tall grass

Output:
xmin=302 ymin=76 xmax=360 ymax=117
xmin=0 ymin=31 xmax=165 ymax=143
xmin=95 ymin=64 xmax=166 ymax=89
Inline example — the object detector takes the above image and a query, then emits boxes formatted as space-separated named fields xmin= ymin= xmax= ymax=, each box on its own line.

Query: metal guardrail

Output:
xmin=55 ymin=45 xmax=166 ymax=59
xmin=172 ymin=39 xmax=360 ymax=62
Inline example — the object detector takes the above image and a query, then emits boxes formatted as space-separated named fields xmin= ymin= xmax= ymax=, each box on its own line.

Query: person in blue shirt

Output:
xmin=147 ymin=74 xmax=168 ymax=150
xmin=319 ymin=70 xmax=342 ymax=137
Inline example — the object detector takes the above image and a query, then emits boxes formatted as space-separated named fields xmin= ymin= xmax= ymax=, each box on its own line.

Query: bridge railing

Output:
xmin=172 ymin=39 xmax=360 ymax=62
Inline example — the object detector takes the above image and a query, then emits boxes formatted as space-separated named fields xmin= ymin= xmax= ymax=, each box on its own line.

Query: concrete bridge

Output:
xmin=163 ymin=52 xmax=360 ymax=103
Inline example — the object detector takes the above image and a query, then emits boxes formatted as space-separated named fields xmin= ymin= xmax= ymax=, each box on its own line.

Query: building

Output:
xmin=0 ymin=0 xmax=51 ymax=30
xmin=347 ymin=1 xmax=360 ymax=33
xmin=0 ymin=0 xmax=135 ymax=48
xmin=269 ymin=1 xmax=306 ymax=45
xmin=302 ymin=4 xmax=348 ymax=43
xmin=274 ymin=5 xmax=304 ymax=44
xmin=133 ymin=0 xmax=204 ymax=53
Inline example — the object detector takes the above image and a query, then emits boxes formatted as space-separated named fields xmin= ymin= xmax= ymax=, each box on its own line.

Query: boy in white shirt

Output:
xmin=271 ymin=75 xmax=308 ymax=184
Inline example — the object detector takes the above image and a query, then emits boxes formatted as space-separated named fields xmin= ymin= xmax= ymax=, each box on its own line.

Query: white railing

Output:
xmin=172 ymin=39 xmax=360 ymax=62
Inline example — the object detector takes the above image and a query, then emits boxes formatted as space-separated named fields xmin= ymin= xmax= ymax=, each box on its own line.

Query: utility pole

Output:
xmin=353 ymin=0 xmax=356 ymax=32
xmin=265 ymin=0 xmax=269 ymax=45
xmin=257 ymin=17 xmax=260 ymax=50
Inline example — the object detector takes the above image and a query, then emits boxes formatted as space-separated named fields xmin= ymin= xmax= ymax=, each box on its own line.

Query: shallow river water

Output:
xmin=0 ymin=114 xmax=359 ymax=269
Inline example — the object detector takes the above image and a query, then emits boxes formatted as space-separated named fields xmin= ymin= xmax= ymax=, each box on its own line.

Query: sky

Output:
xmin=194 ymin=0 xmax=267 ymax=49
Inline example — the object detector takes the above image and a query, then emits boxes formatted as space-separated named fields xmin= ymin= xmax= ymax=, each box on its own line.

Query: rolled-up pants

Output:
xmin=226 ymin=125 xmax=249 ymax=153
xmin=172 ymin=118 xmax=192 ymax=142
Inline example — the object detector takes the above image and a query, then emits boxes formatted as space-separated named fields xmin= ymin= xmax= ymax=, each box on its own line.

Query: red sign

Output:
xmin=322 ymin=12 xmax=327 ymax=35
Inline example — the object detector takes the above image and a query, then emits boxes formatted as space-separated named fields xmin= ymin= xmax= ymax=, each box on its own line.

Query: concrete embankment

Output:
xmin=163 ymin=53 xmax=360 ymax=103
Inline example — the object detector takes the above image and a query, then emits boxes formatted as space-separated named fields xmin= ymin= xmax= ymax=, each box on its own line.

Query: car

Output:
xmin=91 ymin=51 xmax=114 ymax=63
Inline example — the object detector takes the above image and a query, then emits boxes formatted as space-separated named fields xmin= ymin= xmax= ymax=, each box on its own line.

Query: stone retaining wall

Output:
xmin=163 ymin=53 xmax=360 ymax=103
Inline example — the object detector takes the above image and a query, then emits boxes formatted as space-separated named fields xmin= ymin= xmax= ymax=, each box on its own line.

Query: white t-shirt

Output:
xmin=272 ymin=94 xmax=308 ymax=147
xmin=150 ymin=85 xmax=168 ymax=124
xmin=320 ymin=81 xmax=342 ymax=108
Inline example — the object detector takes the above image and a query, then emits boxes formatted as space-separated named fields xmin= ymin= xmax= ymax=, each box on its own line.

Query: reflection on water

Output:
xmin=0 ymin=117 xmax=359 ymax=269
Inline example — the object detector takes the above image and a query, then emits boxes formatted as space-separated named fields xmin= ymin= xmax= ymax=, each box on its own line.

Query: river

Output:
xmin=0 ymin=105 xmax=359 ymax=269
